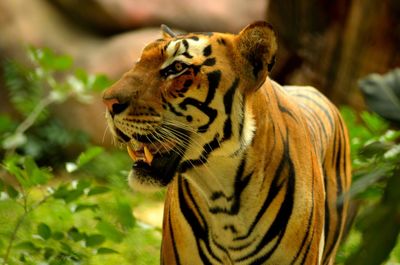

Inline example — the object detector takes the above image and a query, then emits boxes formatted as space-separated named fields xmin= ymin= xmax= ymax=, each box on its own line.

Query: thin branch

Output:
xmin=2 ymin=192 xmax=52 ymax=264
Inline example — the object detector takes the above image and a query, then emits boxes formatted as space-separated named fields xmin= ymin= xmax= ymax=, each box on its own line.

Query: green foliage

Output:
xmin=1 ymin=46 xmax=112 ymax=163
xmin=338 ymin=107 xmax=400 ymax=265
xmin=0 ymin=47 xmax=161 ymax=265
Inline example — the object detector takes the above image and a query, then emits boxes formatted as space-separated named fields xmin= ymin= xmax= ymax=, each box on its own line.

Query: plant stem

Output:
xmin=15 ymin=95 xmax=55 ymax=135
xmin=2 ymin=213 xmax=26 ymax=265
xmin=5 ymin=95 xmax=55 ymax=156
xmin=2 ymin=193 xmax=51 ymax=264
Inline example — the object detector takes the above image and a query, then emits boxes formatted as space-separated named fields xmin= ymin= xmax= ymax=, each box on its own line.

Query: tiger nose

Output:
xmin=103 ymin=97 xmax=129 ymax=115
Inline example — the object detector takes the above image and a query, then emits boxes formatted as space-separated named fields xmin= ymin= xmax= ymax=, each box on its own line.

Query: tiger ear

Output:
xmin=235 ymin=21 xmax=277 ymax=90
xmin=161 ymin=24 xmax=177 ymax=39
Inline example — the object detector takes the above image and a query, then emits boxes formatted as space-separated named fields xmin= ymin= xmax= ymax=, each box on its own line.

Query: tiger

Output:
xmin=102 ymin=21 xmax=351 ymax=265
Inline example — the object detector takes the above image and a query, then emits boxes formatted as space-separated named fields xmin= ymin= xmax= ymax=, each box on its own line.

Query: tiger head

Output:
xmin=103 ymin=21 xmax=277 ymax=190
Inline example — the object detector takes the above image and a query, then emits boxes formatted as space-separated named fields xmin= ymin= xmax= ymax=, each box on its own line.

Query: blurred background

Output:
xmin=0 ymin=0 xmax=399 ymax=264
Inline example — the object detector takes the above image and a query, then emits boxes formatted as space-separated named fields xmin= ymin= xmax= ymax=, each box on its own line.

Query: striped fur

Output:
xmin=103 ymin=21 xmax=351 ymax=265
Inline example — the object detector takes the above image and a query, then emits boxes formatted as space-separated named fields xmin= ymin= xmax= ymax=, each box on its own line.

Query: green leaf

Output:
xmin=361 ymin=112 xmax=388 ymax=134
xmin=29 ymin=47 xmax=73 ymax=71
xmin=381 ymin=130 xmax=400 ymax=142
xmin=0 ymin=115 xmax=17 ymax=134
xmin=74 ymin=203 xmax=99 ymax=212
xmin=96 ymin=247 xmax=119 ymax=255
xmin=6 ymin=185 xmax=19 ymax=199
xmin=3 ymin=155 xmax=27 ymax=187
xmin=67 ymin=227 xmax=84 ymax=242
xmin=4 ymin=59 xmax=43 ymax=117
xmin=15 ymin=241 xmax=40 ymax=252
xmin=77 ymin=179 xmax=91 ymax=191
xmin=384 ymin=144 xmax=400 ymax=161
xmin=85 ymin=234 xmax=105 ymax=247
xmin=74 ymin=68 xmax=88 ymax=84
xmin=64 ymin=189 xmax=84 ymax=203
xmin=359 ymin=69 xmax=400 ymax=126
xmin=52 ymin=184 xmax=70 ymax=200
xmin=358 ymin=141 xmax=391 ymax=159
xmin=37 ymin=223 xmax=52 ymax=240
xmin=350 ymin=167 xmax=390 ymax=198
xmin=88 ymin=186 xmax=110 ymax=196
xmin=115 ymin=199 xmax=135 ymax=230
xmin=3 ymin=155 xmax=51 ymax=188
xmin=92 ymin=74 xmax=112 ymax=92
xmin=24 ymin=156 xmax=52 ymax=186
xmin=75 ymin=146 xmax=104 ymax=169
xmin=96 ymin=220 xmax=125 ymax=243
xmin=52 ymin=231 xmax=64 ymax=240
xmin=51 ymin=55 xmax=73 ymax=71
xmin=44 ymin=247 xmax=55 ymax=260
xmin=52 ymin=183 xmax=84 ymax=203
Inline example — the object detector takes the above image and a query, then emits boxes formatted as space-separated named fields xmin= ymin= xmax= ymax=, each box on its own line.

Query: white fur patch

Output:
xmin=240 ymin=104 xmax=256 ymax=151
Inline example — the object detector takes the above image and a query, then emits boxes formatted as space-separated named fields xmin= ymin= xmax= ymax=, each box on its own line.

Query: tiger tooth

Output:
xmin=127 ymin=146 xmax=138 ymax=161
xmin=143 ymin=145 xmax=153 ymax=165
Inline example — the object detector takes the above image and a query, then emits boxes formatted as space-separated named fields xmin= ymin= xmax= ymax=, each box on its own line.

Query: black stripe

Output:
xmin=323 ymin=167 xmax=330 ymax=263
xmin=202 ymin=58 xmax=216 ymax=66
xmin=222 ymin=78 xmax=239 ymax=141
xmin=293 ymin=94 xmax=334 ymax=129
xmin=168 ymin=212 xmax=182 ymax=265
xmin=178 ymin=177 xmax=221 ymax=264
xmin=209 ymin=159 xmax=252 ymax=215
xmin=115 ymin=128 xmax=130 ymax=142
xmin=203 ymin=45 xmax=212 ymax=56
xmin=179 ymin=70 xmax=220 ymax=133
xmin=182 ymin=79 xmax=193 ymax=92
xmin=236 ymin=144 xmax=295 ymax=263
xmin=291 ymin=155 xmax=316 ymax=265
xmin=189 ymin=36 xmax=200 ymax=41
xmin=162 ymin=94 xmax=185 ymax=117
xmin=238 ymin=102 xmax=245 ymax=140
xmin=234 ymin=134 xmax=289 ymax=241
xmin=224 ymin=78 xmax=239 ymax=115
xmin=173 ymin=44 xmax=180 ymax=56
xmin=223 ymin=224 xmax=238 ymax=234
xmin=299 ymin=228 xmax=315 ymax=265
xmin=179 ymin=135 xmax=220 ymax=173
xmin=182 ymin=52 xmax=193 ymax=59
xmin=323 ymin=125 xmax=345 ymax=263
xmin=204 ymin=70 xmax=221 ymax=104
xmin=279 ymin=104 xmax=299 ymax=122
xmin=299 ymin=104 xmax=328 ymax=150
xmin=182 ymin=39 xmax=189 ymax=49
xmin=217 ymin=38 xmax=226 ymax=45
xmin=273 ymin=88 xmax=299 ymax=122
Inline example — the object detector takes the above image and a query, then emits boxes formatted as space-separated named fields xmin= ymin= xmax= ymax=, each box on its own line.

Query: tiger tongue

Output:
xmin=126 ymin=145 xmax=153 ymax=165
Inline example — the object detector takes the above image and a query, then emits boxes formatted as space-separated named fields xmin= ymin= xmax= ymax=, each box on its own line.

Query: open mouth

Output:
xmin=125 ymin=135 xmax=186 ymax=187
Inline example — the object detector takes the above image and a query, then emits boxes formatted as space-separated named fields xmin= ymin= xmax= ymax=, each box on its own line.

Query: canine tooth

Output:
xmin=127 ymin=146 xmax=138 ymax=161
xmin=143 ymin=145 xmax=153 ymax=165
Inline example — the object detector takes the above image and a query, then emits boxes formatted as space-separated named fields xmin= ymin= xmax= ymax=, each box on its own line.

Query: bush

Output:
xmin=0 ymin=48 xmax=162 ymax=265
xmin=337 ymin=70 xmax=400 ymax=265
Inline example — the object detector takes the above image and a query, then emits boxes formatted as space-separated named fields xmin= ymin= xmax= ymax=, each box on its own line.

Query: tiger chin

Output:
xmin=103 ymin=21 xmax=351 ymax=265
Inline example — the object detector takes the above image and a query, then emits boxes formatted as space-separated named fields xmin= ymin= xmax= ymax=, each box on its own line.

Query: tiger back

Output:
xmin=103 ymin=21 xmax=351 ymax=265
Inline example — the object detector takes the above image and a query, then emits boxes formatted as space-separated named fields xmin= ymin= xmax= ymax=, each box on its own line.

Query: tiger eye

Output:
xmin=175 ymin=62 xmax=183 ymax=72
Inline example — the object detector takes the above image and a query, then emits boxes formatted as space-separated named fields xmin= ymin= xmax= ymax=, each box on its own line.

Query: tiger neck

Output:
xmin=175 ymin=79 xmax=281 ymax=239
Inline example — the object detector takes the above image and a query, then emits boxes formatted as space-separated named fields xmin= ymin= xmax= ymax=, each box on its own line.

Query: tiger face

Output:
xmin=103 ymin=22 xmax=277 ymax=190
